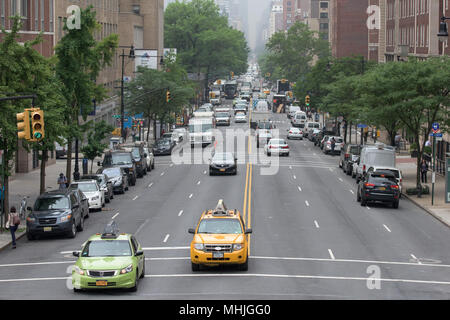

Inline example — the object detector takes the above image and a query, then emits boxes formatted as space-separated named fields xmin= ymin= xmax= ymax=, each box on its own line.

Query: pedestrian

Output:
xmin=57 ymin=173 xmax=67 ymax=190
xmin=420 ymin=159 xmax=429 ymax=183
xmin=331 ymin=137 xmax=336 ymax=153
xmin=6 ymin=206 xmax=20 ymax=249
xmin=395 ymin=134 xmax=401 ymax=149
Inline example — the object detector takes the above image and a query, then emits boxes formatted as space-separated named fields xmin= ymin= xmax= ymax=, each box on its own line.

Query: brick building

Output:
xmin=329 ymin=0 xmax=368 ymax=59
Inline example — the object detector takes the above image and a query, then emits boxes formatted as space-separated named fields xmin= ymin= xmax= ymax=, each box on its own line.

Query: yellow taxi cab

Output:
xmin=188 ymin=200 xmax=252 ymax=271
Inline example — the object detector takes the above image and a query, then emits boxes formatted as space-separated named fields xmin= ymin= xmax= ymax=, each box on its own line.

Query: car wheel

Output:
xmin=77 ymin=216 xmax=84 ymax=232
xmin=26 ymin=231 xmax=35 ymax=241
xmin=285 ymin=153 xmax=289 ymax=157
xmin=267 ymin=152 xmax=271 ymax=157
xmin=346 ymin=167 xmax=352 ymax=176
xmin=140 ymin=261 xmax=146 ymax=279
xmin=110 ymin=192 xmax=114 ymax=200
xmin=357 ymin=191 xmax=361 ymax=202
xmin=147 ymin=164 xmax=151 ymax=172
xmin=129 ymin=271 xmax=138 ymax=292
xmin=191 ymin=262 xmax=200 ymax=272
xmin=339 ymin=161 xmax=343 ymax=168
xmin=239 ymin=256 xmax=249 ymax=271
xmin=131 ymin=177 xmax=136 ymax=186
xmin=84 ymin=209 xmax=89 ymax=219
xmin=360 ymin=198 xmax=367 ymax=206
xmin=392 ymin=200 xmax=399 ymax=209
xmin=105 ymin=195 xmax=110 ymax=203
xmin=73 ymin=288 xmax=82 ymax=293
xmin=68 ymin=221 xmax=77 ymax=238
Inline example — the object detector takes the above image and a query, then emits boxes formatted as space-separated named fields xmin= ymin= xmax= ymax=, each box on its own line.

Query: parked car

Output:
xmin=287 ymin=127 xmax=303 ymax=140
xmin=355 ymin=144 xmax=396 ymax=183
xmin=161 ymin=133 xmax=178 ymax=147
xmin=265 ymin=138 xmax=290 ymax=156
xmin=291 ymin=111 xmax=307 ymax=128
xmin=97 ymin=167 xmax=129 ymax=194
xmin=287 ymin=105 xmax=301 ymax=119
xmin=143 ymin=146 xmax=155 ymax=171
xmin=323 ymin=136 xmax=344 ymax=155
xmin=71 ymin=188 xmax=90 ymax=219
xmin=26 ymin=190 xmax=85 ymax=240
xmin=366 ymin=166 xmax=403 ymax=196
xmin=309 ymin=128 xmax=321 ymax=142
xmin=81 ymin=174 xmax=114 ymax=203
xmin=305 ymin=121 xmax=320 ymax=138
xmin=209 ymin=152 xmax=237 ymax=175
xmin=153 ymin=139 xmax=175 ymax=156
xmin=98 ymin=150 xmax=137 ymax=186
xmin=340 ymin=144 xmax=363 ymax=176
xmin=70 ymin=180 xmax=105 ymax=211
xmin=121 ymin=144 xmax=148 ymax=178
xmin=173 ymin=128 xmax=187 ymax=142
xmin=357 ymin=171 xmax=400 ymax=208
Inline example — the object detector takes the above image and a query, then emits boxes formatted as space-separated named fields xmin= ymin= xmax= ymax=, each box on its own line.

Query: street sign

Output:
xmin=432 ymin=122 xmax=440 ymax=131
xmin=357 ymin=124 xmax=368 ymax=128
xmin=430 ymin=132 xmax=443 ymax=137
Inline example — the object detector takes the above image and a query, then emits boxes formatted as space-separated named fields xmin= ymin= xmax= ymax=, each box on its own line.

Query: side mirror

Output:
xmin=135 ymin=250 xmax=144 ymax=257
xmin=97 ymin=161 xmax=101 ymax=167
xmin=144 ymin=153 xmax=148 ymax=158
xmin=245 ymin=228 xmax=253 ymax=234
xmin=27 ymin=206 xmax=32 ymax=211
xmin=72 ymin=251 xmax=80 ymax=257
xmin=188 ymin=228 xmax=195 ymax=234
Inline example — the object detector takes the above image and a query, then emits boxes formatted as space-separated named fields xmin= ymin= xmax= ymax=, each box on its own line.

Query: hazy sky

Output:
xmin=247 ymin=0 xmax=272 ymax=51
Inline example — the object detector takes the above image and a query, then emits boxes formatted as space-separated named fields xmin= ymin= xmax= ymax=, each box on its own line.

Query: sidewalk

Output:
xmin=0 ymin=155 xmax=102 ymax=251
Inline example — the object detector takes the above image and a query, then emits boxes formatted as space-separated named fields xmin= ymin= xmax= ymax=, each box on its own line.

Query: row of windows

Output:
xmin=387 ymin=23 xmax=429 ymax=48
xmin=0 ymin=0 xmax=53 ymax=32
xmin=388 ymin=0 xmax=430 ymax=20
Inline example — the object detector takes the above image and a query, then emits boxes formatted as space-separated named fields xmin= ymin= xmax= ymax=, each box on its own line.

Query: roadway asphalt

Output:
xmin=0 ymin=101 xmax=449 ymax=300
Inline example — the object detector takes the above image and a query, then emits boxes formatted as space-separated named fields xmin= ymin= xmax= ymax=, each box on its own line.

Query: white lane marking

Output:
xmin=203 ymin=170 xmax=207 ymax=174
xmin=411 ymin=254 xmax=422 ymax=265
xmin=189 ymin=193 xmax=193 ymax=199
xmin=143 ymin=273 xmax=450 ymax=286
xmin=298 ymin=186 xmax=302 ymax=192
xmin=338 ymin=178 xmax=343 ymax=182
xmin=148 ymin=182 xmax=154 ymax=188
xmin=305 ymin=200 xmax=310 ymax=207
xmin=112 ymin=212 xmax=120 ymax=220
xmin=178 ymin=210 xmax=184 ymax=217
xmin=142 ymin=247 xmax=190 ymax=251
xmin=0 ymin=261 xmax=75 ymax=268
xmin=132 ymin=195 xmax=139 ymax=201
xmin=169 ymin=163 xmax=174 ymax=167
xmin=160 ymin=172 xmax=165 ymax=176
xmin=293 ymin=175 xmax=297 ymax=180
xmin=289 ymin=166 xmax=292 ymax=170
xmin=313 ymin=153 xmax=316 ymax=156
xmin=349 ymin=190 xmax=355 ymax=194
xmin=328 ymin=249 xmax=336 ymax=260
xmin=163 ymin=234 xmax=170 ymax=243
xmin=146 ymin=257 xmax=190 ymax=261
xmin=197 ymin=181 xmax=201 ymax=185
xmin=329 ymin=168 xmax=333 ymax=172
xmin=366 ymin=206 xmax=371 ymax=210
xmin=383 ymin=224 xmax=392 ymax=233
xmin=314 ymin=220 xmax=320 ymax=228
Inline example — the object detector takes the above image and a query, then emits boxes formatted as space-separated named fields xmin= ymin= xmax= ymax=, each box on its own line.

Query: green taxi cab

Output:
xmin=71 ymin=222 xmax=145 ymax=292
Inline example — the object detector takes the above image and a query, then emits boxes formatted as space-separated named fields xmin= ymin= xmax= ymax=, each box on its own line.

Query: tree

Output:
xmin=81 ymin=121 xmax=114 ymax=173
xmin=55 ymin=6 xmax=118 ymax=184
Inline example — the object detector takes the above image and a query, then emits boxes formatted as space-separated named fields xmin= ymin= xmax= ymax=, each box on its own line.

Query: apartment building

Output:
xmin=268 ymin=0 xmax=283 ymax=37
xmin=307 ymin=0 xmax=330 ymax=40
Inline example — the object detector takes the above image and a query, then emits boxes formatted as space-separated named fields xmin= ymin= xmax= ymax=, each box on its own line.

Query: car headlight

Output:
xmin=60 ymin=214 xmax=72 ymax=222
xmin=120 ymin=264 xmax=133 ymax=274
xmin=74 ymin=266 xmax=85 ymax=275
xmin=233 ymin=244 xmax=243 ymax=251
xmin=194 ymin=243 xmax=204 ymax=250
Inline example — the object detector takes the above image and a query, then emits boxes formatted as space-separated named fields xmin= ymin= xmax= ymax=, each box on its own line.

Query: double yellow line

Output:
xmin=243 ymin=104 xmax=253 ymax=254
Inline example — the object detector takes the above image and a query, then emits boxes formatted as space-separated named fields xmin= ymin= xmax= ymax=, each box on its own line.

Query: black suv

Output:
xmin=340 ymin=144 xmax=362 ymax=176
xmin=357 ymin=171 xmax=400 ymax=208
xmin=98 ymin=150 xmax=137 ymax=186
xmin=26 ymin=190 xmax=86 ymax=240
xmin=121 ymin=143 xmax=148 ymax=178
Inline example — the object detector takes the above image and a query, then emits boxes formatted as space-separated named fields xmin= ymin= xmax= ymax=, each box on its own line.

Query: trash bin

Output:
xmin=82 ymin=158 xmax=88 ymax=175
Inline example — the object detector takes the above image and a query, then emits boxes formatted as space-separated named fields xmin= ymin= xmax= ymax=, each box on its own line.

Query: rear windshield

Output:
xmin=34 ymin=197 xmax=70 ymax=210
xmin=368 ymin=176 xmax=397 ymax=184
xmin=349 ymin=146 xmax=361 ymax=154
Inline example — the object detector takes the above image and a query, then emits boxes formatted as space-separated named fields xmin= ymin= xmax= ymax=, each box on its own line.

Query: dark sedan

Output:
xmin=153 ymin=139 xmax=174 ymax=156
xmin=97 ymin=167 xmax=129 ymax=194
xmin=209 ymin=152 xmax=237 ymax=175
xmin=357 ymin=171 xmax=400 ymax=208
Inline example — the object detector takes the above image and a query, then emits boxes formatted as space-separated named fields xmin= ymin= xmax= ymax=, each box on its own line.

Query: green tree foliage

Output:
xmin=55 ymin=6 xmax=118 ymax=183
xmin=164 ymin=0 xmax=249 ymax=78
xmin=81 ymin=121 xmax=114 ymax=173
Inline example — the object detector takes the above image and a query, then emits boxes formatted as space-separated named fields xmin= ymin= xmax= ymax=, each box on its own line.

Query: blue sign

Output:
xmin=430 ymin=133 xmax=443 ymax=137
xmin=432 ymin=122 xmax=440 ymax=131
xmin=357 ymin=124 xmax=368 ymax=128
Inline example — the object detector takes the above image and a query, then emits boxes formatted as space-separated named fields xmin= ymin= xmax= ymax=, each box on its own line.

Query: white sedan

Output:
xmin=234 ymin=112 xmax=247 ymax=123
xmin=264 ymin=138 xmax=290 ymax=157
xmin=287 ymin=127 xmax=303 ymax=140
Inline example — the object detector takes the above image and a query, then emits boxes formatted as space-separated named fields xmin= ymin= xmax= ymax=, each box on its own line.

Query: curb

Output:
xmin=402 ymin=192 xmax=450 ymax=228
xmin=0 ymin=229 xmax=27 ymax=252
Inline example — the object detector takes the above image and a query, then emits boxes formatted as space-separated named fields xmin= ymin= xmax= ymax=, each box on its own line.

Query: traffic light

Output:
xmin=166 ymin=90 xmax=171 ymax=103
xmin=305 ymin=95 xmax=311 ymax=106
xmin=30 ymin=109 xmax=45 ymax=141
xmin=16 ymin=110 xmax=31 ymax=140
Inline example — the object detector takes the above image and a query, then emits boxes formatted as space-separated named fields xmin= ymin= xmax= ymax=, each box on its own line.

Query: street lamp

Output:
xmin=437 ymin=16 xmax=449 ymax=39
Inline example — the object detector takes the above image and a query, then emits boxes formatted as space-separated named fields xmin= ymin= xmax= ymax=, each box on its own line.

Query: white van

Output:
xmin=292 ymin=111 xmax=307 ymax=128
xmin=288 ymin=106 xmax=301 ymax=119
xmin=305 ymin=121 xmax=320 ymax=137
xmin=355 ymin=144 xmax=396 ymax=183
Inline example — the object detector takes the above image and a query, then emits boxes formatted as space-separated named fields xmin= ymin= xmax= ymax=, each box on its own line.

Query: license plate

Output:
xmin=96 ymin=280 xmax=108 ymax=287
xmin=43 ymin=227 xmax=52 ymax=232
xmin=213 ymin=252 xmax=224 ymax=258
xmin=220 ymin=169 xmax=226 ymax=172
xmin=378 ymin=187 xmax=386 ymax=191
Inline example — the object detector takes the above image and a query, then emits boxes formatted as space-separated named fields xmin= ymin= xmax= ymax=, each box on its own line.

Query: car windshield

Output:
xmin=82 ymin=176 xmax=104 ymax=185
xmin=216 ymin=112 xmax=229 ymax=117
xmin=213 ymin=153 xmax=234 ymax=162
xmin=102 ymin=168 xmax=121 ymax=177
xmin=236 ymin=112 xmax=245 ymax=116
xmin=290 ymin=128 xmax=299 ymax=132
xmin=270 ymin=139 xmax=285 ymax=145
xmin=110 ymin=153 xmax=132 ymax=165
xmin=197 ymin=219 xmax=243 ymax=234
xmin=81 ymin=240 xmax=132 ymax=257
xmin=131 ymin=148 xmax=140 ymax=158
xmin=156 ymin=140 xmax=170 ymax=147
xmin=257 ymin=123 xmax=272 ymax=129
xmin=34 ymin=197 xmax=70 ymax=210
xmin=350 ymin=146 xmax=361 ymax=154
xmin=71 ymin=183 xmax=98 ymax=192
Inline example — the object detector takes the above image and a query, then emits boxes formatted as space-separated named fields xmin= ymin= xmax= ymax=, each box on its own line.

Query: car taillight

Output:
xmin=282 ymin=146 xmax=289 ymax=149
xmin=269 ymin=146 xmax=273 ymax=149
xmin=364 ymin=183 xmax=375 ymax=188
xmin=327 ymin=141 xmax=331 ymax=144
xmin=345 ymin=153 xmax=350 ymax=159
xmin=390 ymin=185 xmax=399 ymax=189
xmin=363 ymin=165 xmax=366 ymax=171
xmin=289 ymin=131 xmax=292 ymax=133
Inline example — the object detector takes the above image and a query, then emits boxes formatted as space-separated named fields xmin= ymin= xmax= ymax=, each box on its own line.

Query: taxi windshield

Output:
xmin=81 ymin=240 xmax=132 ymax=257
xmin=197 ymin=219 xmax=242 ymax=234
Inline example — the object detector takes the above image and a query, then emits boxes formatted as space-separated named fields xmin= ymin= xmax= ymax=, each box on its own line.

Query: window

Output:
xmin=10 ymin=0 xmax=17 ymax=15
xmin=49 ymin=0 xmax=53 ymax=32
xmin=40 ymin=0 xmax=44 ymax=30
xmin=320 ymin=12 xmax=328 ymax=19
xmin=1 ymin=0 xmax=4 ymax=27
xmin=34 ymin=0 xmax=38 ymax=30
xmin=320 ymin=1 xmax=328 ymax=8
xmin=320 ymin=23 xmax=328 ymax=30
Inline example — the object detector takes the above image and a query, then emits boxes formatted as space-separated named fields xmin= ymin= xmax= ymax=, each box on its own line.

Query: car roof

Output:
xmin=371 ymin=166 xmax=400 ymax=172
xmin=71 ymin=180 xmax=97 ymax=184
xmin=38 ymin=190 xmax=72 ymax=197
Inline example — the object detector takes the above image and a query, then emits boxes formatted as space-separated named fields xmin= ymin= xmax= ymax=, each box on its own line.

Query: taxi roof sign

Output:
xmin=101 ymin=221 xmax=120 ymax=239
